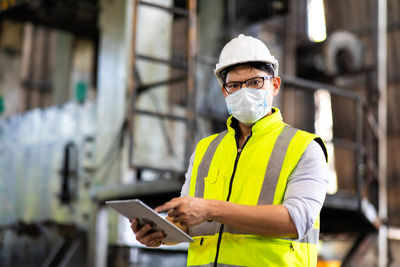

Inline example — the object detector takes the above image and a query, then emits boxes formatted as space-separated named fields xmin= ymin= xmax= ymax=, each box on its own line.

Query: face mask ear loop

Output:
xmin=264 ymin=89 xmax=269 ymax=108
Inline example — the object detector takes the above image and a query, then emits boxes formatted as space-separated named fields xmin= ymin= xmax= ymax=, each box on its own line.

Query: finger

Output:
xmin=130 ymin=221 xmax=136 ymax=232
xmin=135 ymin=224 xmax=153 ymax=240
xmin=131 ymin=218 xmax=139 ymax=232
xmin=147 ymin=231 xmax=166 ymax=243
xmin=141 ymin=231 xmax=166 ymax=247
xmin=136 ymin=224 xmax=154 ymax=240
xmin=168 ymin=208 xmax=180 ymax=218
xmin=172 ymin=215 xmax=185 ymax=224
xmin=147 ymin=238 xmax=161 ymax=247
xmin=155 ymin=202 xmax=173 ymax=213
xmin=148 ymin=239 xmax=162 ymax=247
xmin=155 ymin=198 xmax=180 ymax=212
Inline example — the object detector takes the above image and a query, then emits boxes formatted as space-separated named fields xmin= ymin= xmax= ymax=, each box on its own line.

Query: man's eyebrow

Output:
xmin=226 ymin=76 xmax=260 ymax=83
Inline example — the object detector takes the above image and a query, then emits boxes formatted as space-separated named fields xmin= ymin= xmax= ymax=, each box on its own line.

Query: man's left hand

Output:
xmin=155 ymin=196 xmax=209 ymax=226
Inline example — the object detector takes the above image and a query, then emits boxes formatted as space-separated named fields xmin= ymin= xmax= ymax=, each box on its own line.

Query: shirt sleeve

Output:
xmin=180 ymin=150 xmax=195 ymax=197
xmin=282 ymin=140 xmax=329 ymax=239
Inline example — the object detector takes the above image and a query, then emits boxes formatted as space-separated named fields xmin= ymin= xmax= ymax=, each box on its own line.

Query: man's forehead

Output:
xmin=226 ymin=65 xmax=267 ymax=79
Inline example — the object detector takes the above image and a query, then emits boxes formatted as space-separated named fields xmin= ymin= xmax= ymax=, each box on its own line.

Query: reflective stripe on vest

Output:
xmin=299 ymin=228 xmax=319 ymax=244
xmin=189 ymin=130 xmax=227 ymax=237
xmin=257 ymin=125 xmax=298 ymax=205
xmin=195 ymin=130 xmax=228 ymax=198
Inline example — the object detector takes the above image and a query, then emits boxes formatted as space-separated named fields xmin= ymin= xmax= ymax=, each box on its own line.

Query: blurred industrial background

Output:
xmin=0 ymin=0 xmax=399 ymax=266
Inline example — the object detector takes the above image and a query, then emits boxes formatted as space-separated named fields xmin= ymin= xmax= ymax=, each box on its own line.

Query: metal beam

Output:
xmin=90 ymin=179 xmax=183 ymax=203
xmin=0 ymin=1 xmax=99 ymax=38
xmin=282 ymin=75 xmax=361 ymax=101
xmin=133 ymin=109 xmax=187 ymax=122
xmin=331 ymin=138 xmax=358 ymax=151
xmin=388 ymin=226 xmax=400 ymax=240
xmin=137 ymin=76 xmax=186 ymax=94
xmin=138 ymin=0 xmax=189 ymax=17
xmin=341 ymin=233 xmax=376 ymax=267
xmin=136 ymin=53 xmax=188 ymax=69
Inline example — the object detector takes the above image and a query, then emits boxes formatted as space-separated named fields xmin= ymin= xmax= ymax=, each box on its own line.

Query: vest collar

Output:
xmin=226 ymin=107 xmax=284 ymax=136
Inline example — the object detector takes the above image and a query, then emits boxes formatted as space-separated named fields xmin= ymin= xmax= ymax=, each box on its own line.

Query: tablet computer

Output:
xmin=105 ymin=199 xmax=193 ymax=243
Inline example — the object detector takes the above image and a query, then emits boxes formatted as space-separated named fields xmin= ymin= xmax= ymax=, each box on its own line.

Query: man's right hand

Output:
xmin=130 ymin=218 xmax=166 ymax=247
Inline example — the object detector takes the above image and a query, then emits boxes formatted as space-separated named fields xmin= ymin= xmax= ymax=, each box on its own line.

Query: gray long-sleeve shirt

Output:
xmin=180 ymin=140 xmax=329 ymax=239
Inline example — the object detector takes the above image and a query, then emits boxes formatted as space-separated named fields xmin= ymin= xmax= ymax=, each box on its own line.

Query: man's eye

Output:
xmin=249 ymin=80 xmax=260 ymax=86
xmin=227 ymin=83 xmax=240 ymax=90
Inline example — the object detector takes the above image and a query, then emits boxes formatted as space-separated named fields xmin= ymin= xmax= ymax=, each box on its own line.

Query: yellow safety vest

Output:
xmin=187 ymin=108 xmax=327 ymax=267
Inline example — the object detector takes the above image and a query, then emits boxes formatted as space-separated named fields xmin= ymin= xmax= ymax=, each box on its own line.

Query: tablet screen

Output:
xmin=106 ymin=199 xmax=193 ymax=243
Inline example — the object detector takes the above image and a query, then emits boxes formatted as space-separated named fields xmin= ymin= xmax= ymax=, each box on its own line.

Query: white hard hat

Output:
xmin=214 ymin=34 xmax=279 ymax=86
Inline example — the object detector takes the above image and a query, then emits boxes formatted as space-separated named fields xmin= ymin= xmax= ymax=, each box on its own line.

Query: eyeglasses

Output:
xmin=223 ymin=76 xmax=273 ymax=94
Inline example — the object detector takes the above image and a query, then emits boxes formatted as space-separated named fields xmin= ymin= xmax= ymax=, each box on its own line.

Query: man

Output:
xmin=131 ymin=34 xmax=329 ymax=266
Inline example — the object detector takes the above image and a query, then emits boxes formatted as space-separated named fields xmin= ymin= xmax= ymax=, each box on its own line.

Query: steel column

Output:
xmin=127 ymin=0 xmax=140 ymax=170
xmin=184 ymin=0 xmax=197 ymax=169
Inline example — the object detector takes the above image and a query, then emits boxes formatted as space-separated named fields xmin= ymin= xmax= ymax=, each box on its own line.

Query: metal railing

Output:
xmin=283 ymin=75 xmax=380 ymax=218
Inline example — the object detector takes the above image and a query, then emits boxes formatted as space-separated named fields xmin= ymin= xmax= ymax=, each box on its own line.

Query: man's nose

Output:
xmin=239 ymin=81 xmax=247 ymax=89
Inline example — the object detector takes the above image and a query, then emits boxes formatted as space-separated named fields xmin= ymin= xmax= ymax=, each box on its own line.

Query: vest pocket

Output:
xmin=244 ymin=236 xmax=306 ymax=266
xmin=203 ymin=170 xmax=227 ymax=201
xmin=246 ymin=235 xmax=295 ymax=250
xmin=188 ymin=236 xmax=218 ymax=267
xmin=204 ymin=168 xmax=219 ymax=184
xmin=204 ymin=176 xmax=218 ymax=184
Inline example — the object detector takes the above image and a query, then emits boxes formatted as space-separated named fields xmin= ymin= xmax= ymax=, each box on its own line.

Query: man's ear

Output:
xmin=272 ymin=76 xmax=281 ymax=96
xmin=221 ymin=86 xmax=229 ymax=98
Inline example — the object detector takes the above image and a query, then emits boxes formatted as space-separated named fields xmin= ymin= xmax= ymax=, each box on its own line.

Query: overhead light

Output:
xmin=307 ymin=0 xmax=327 ymax=42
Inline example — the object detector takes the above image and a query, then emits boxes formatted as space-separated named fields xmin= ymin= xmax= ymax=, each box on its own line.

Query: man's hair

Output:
xmin=219 ymin=62 xmax=275 ymax=84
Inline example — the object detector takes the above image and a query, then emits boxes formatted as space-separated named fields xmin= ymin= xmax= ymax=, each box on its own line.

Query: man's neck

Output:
xmin=238 ymin=122 xmax=252 ymax=148
xmin=237 ymin=110 xmax=273 ymax=147
xmin=238 ymin=123 xmax=252 ymax=138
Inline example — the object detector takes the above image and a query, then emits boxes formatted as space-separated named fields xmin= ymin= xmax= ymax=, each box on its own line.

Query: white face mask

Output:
xmin=225 ymin=88 xmax=270 ymax=125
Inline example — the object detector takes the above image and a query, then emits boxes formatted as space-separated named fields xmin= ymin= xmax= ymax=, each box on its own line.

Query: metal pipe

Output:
xmin=375 ymin=0 xmax=388 ymax=266
xmin=355 ymin=98 xmax=364 ymax=210
xmin=58 ymin=240 xmax=81 ymax=267
xmin=376 ymin=0 xmax=388 ymax=223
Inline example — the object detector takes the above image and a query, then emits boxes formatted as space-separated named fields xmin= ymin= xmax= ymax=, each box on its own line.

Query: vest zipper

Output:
xmin=213 ymin=134 xmax=252 ymax=267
